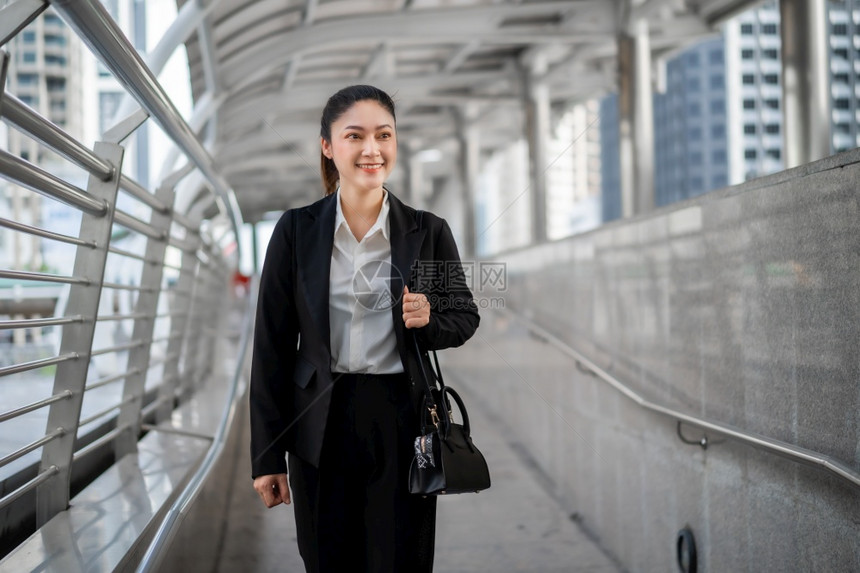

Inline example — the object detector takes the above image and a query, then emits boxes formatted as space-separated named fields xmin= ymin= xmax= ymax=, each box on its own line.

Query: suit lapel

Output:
xmin=296 ymin=193 xmax=337 ymax=356
xmin=388 ymin=191 xmax=426 ymax=362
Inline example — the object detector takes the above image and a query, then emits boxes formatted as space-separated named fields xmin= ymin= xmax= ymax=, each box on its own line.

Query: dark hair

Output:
xmin=319 ymin=85 xmax=396 ymax=196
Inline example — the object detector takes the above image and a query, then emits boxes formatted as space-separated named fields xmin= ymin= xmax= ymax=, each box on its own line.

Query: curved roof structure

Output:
xmin=177 ymin=0 xmax=762 ymax=222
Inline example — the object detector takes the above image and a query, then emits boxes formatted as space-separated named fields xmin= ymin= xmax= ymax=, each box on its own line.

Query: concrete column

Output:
xmin=781 ymin=0 xmax=831 ymax=167
xmin=523 ymin=56 xmax=549 ymax=244
xmin=618 ymin=18 xmax=655 ymax=217
xmin=455 ymin=111 xmax=479 ymax=258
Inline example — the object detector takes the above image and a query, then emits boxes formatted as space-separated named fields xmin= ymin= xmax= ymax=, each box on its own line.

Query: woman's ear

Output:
xmin=321 ymin=137 xmax=333 ymax=159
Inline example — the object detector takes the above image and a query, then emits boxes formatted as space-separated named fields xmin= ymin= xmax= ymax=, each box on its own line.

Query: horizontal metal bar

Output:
xmin=78 ymin=395 xmax=135 ymax=427
xmin=0 ymin=216 xmax=97 ymax=248
xmin=96 ymin=312 xmax=148 ymax=323
xmin=0 ymin=352 xmax=78 ymax=377
xmin=1 ymin=94 xmax=114 ymax=180
xmin=114 ymin=210 xmax=166 ymax=241
xmin=0 ymin=427 xmax=65 ymax=469
xmin=0 ymin=465 xmax=59 ymax=512
xmin=155 ymin=312 xmax=187 ymax=320
xmin=72 ymin=426 xmax=124 ymax=462
xmin=90 ymin=339 xmax=146 ymax=357
xmin=120 ymin=174 xmax=169 ymax=214
xmin=85 ymin=368 xmax=141 ymax=392
xmin=102 ymin=282 xmax=157 ymax=293
xmin=163 ymin=287 xmax=192 ymax=297
xmin=0 ymin=268 xmax=90 ymax=286
xmin=0 ymin=390 xmax=72 ymax=424
xmin=0 ymin=315 xmax=83 ymax=330
xmin=167 ymin=236 xmax=197 ymax=253
xmin=0 ymin=149 xmax=109 ymax=215
xmin=161 ymin=261 xmax=182 ymax=271
xmin=140 ymin=394 xmax=172 ymax=419
xmin=107 ymin=245 xmax=157 ymax=264
xmin=509 ymin=309 xmax=860 ymax=492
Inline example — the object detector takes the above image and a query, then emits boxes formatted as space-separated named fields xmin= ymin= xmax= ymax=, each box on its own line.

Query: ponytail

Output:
xmin=321 ymin=153 xmax=339 ymax=196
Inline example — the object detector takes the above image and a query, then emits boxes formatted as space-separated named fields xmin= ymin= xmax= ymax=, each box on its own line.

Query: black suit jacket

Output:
xmin=250 ymin=191 xmax=480 ymax=478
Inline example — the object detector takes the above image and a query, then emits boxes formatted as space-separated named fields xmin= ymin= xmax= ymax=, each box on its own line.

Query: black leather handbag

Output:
xmin=408 ymin=336 xmax=491 ymax=495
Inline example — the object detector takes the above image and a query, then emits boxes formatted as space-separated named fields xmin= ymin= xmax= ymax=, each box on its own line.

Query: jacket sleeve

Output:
xmin=414 ymin=218 xmax=480 ymax=351
xmin=249 ymin=211 xmax=298 ymax=478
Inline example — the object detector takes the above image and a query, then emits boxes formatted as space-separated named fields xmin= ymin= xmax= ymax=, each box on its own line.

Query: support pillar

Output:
xmin=455 ymin=109 xmax=478 ymax=258
xmin=781 ymin=0 xmax=831 ymax=167
xmin=618 ymin=17 xmax=655 ymax=217
xmin=523 ymin=56 xmax=549 ymax=244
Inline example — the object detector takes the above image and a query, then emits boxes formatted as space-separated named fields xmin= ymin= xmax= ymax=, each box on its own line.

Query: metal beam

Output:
xmin=781 ymin=0 xmax=831 ymax=167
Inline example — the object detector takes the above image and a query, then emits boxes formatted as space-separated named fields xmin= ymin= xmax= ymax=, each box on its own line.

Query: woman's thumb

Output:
xmin=403 ymin=285 xmax=410 ymax=294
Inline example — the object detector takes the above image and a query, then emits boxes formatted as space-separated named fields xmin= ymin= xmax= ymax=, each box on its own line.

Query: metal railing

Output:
xmin=504 ymin=307 xmax=860 ymax=492
xmin=0 ymin=1 xmax=244 ymax=545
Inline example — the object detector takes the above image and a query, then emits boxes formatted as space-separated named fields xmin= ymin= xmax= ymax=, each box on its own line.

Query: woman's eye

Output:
xmin=346 ymin=133 xmax=360 ymax=139
xmin=379 ymin=133 xmax=391 ymax=139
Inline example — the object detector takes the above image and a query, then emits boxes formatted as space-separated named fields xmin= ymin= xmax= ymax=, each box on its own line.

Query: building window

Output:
xmin=44 ymin=13 xmax=63 ymax=26
xmin=745 ymin=149 xmax=757 ymax=159
xmin=744 ymin=124 xmax=757 ymax=134
xmin=690 ymin=151 xmax=702 ymax=165
xmin=742 ymin=49 xmax=755 ymax=60
xmin=689 ymin=102 xmax=701 ymax=117
xmin=834 ymin=48 xmax=849 ymax=60
xmin=763 ymin=48 xmax=778 ymax=59
xmin=835 ymin=98 xmax=851 ymax=110
xmin=834 ymin=123 xmax=851 ymax=134
xmin=833 ymin=23 xmax=848 ymax=35
xmin=764 ymin=99 xmax=779 ymax=110
xmin=47 ymin=77 xmax=65 ymax=92
xmin=710 ymin=49 xmax=724 ymax=65
xmin=712 ymin=124 xmax=726 ymax=138
xmin=763 ymin=74 xmax=779 ymax=85
xmin=690 ymin=176 xmax=704 ymax=189
xmin=45 ymin=55 xmax=67 ymax=66
xmin=44 ymin=34 xmax=66 ymax=46
xmin=742 ymin=74 xmax=756 ymax=85
xmin=22 ymin=52 xmax=36 ymax=63
xmin=834 ymin=73 xmax=850 ymax=84
xmin=712 ymin=174 xmax=727 ymax=188
xmin=687 ymin=52 xmax=700 ymax=66
xmin=743 ymin=99 xmax=756 ymax=110
xmin=19 ymin=95 xmax=36 ymax=106
xmin=741 ymin=23 xmax=754 ymax=35
xmin=766 ymin=149 xmax=781 ymax=159
xmin=22 ymin=31 xmax=36 ymax=43
xmin=710 ymin=99 xmax=725 ymax=114
xmin=710 ymin=74 xmax=724 ymax=89
xmin=762 ymin=23 xmax=778 ymax=35
xmin=687 ymin=77 xmax=700 ymax=92
xmin=689 ymin=127 xmax=702 ymax=140
xmin=713 ymin=149 xmax=727 ymax=163
xmin=17 ymin=73 xmax=38 ymax=85
xmin=765 ymin=124 xmax=780 ymax=134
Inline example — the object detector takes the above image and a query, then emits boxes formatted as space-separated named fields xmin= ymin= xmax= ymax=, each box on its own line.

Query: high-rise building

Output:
xmin=1 ymin=8 xmax=84 ymax=271
xmin=827 ymin=0 xmax=860 ymax=153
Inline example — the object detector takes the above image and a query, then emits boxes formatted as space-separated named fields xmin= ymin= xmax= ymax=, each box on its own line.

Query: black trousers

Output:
xmin=289 ymin=372 xmax=437 ymax=573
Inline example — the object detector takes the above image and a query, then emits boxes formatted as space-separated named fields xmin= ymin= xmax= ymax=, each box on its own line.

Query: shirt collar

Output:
xmin=335 ymin=188 xmax=390 ymax=241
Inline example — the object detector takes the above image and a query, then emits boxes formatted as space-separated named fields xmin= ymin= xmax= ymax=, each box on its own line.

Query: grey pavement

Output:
xmin=174 ymin=383 xmax=621 ymax=573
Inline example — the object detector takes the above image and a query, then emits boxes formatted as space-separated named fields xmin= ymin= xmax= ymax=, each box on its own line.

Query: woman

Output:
xmin=249 ymin=85 xmax=480 ymax=573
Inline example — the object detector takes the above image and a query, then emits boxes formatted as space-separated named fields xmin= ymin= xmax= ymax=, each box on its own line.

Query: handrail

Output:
xmin=136 ymin=284 xmax=257 ymax=572
xmin=500 ymin=307 xmax=860 ymax=492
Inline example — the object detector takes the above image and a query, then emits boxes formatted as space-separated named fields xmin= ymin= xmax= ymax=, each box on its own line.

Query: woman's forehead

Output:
xmin=333 ymin=100 xmax=395 ymax=128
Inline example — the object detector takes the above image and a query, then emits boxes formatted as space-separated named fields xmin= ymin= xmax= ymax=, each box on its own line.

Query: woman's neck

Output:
xmin=339 ymin=186 xmax=384 ymax=240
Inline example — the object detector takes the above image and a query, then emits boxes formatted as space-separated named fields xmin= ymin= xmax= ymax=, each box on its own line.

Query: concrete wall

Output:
xmin=445 ymin=148 xmax=860 ymax=571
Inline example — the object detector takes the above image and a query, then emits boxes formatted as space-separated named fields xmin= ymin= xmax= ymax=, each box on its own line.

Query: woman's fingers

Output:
xmin=253 ymin=473 xmax=290 ymax=508
xmin=402 ymin=286 xmax=430 ymax=328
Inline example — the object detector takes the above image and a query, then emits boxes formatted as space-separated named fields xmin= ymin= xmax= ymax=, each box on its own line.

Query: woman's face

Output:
xmin=321 ymin=100 xmax=397 ymax=195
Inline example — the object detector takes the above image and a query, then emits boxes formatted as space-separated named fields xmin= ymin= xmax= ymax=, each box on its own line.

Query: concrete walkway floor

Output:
xmin=175 ymin=385 xmax=621 ymax=573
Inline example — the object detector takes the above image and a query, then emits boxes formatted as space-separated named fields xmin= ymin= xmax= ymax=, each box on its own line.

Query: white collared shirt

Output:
xmin=329 ymin=189 xmax=402 ymax=374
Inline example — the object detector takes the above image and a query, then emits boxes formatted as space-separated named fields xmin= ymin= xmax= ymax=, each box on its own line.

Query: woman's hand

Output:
xmin=253 ymin=473 xmax=291 ymax=508
xmin=402 ymin=286 xmax=430 ymax=329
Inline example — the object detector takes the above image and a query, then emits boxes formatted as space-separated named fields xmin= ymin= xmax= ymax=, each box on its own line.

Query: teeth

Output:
xmin=358 ymin=164 xmax=382 ymax=168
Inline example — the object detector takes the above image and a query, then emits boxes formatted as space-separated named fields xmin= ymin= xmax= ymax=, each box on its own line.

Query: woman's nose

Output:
xmin=362 ymin=138 xmax=380 ymax=155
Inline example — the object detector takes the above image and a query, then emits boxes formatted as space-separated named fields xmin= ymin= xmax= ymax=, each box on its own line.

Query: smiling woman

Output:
xmin=249 ymin=85 xmax=480 ymax=573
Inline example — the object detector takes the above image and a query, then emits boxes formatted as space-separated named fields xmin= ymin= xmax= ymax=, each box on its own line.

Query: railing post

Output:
xmin=114 ymin=181 xmax=175 ymax=457
xmin=36 ymin=142 xmax=123 ymax=526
